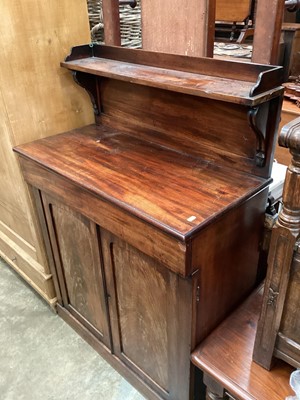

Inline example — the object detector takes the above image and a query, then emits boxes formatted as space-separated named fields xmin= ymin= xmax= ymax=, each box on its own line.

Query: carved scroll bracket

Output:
xmin=72 ymin=71 xmax=102 ymax=119
xmin=247 ymin=106 xmax=266 ymax=167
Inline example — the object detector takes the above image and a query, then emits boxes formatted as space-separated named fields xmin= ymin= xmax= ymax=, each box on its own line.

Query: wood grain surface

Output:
xmin=66 ymin=44 xmax=282 ymax=88
xmin=252 ymin=0 xmax=285 ymax=65
xmin=192 ymin=187 xmax=268 ymax=342
xmin=101 ymin=228 xmax=192 ymax=400
xmin=17 ymin=156 xmax=188 ymax=276
xmin=102 ymin=0 xmax=121 ymax=46
xmin=141 ymin=0 xmax=215 ymax=57
xmin=100 ymin=78 xmax=277 ymax=178
xmin=42 ymin=197 xmax=111 ymax=348
xmin=14 ymin=125 xmax=267 ymax=240
xmin=191 ymin=287 xmax=294 ymax=400
xmin=61 ymin=56 xmax=281 ymax=106
xmin=216 ymin=0 xmax=252 ymax=22
xmin=0 ymin=0 xmax=93 ymax=305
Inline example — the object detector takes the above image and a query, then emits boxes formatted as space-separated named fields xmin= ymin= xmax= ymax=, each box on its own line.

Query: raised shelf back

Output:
xmin=61 ymin=45 xmax=284 ymax=179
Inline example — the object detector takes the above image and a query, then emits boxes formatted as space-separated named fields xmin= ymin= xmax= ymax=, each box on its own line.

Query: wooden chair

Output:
xmin=253 ymin=117 xmax=300 ymax=370
xmin=215 ymin=0 xmax=255 ymax=43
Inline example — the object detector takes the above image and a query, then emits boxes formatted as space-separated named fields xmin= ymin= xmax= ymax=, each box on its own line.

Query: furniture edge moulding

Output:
xmin=253 ymin=116 xmax=300 ymax=370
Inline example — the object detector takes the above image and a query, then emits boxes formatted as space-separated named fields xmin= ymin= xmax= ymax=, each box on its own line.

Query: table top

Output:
xmin=191 ymin=286 xmax=294 ymax=400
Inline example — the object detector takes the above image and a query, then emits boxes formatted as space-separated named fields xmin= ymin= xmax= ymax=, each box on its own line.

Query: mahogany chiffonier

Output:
xmin=14 ymin=45 xmax=284 ymax=400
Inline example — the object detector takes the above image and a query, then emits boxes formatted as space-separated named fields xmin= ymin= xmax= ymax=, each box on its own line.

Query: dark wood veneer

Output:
xmin=64 ymin=44 xmax=283 ymax=94
xmin=16 ymin=125 xmax=268 ymax=240
xmin=62 ymin=45 xmax=283 ymax=105
xmin=14 ymin=45 xmax=284 ymax=400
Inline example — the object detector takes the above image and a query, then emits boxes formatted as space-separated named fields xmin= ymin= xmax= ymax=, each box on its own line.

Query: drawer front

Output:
xmin=19 ymin=156 xmax=188 ymax=276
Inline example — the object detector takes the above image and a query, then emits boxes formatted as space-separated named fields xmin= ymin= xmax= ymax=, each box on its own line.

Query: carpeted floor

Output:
xmin=0 ymin=258 xmax=145 ymax=400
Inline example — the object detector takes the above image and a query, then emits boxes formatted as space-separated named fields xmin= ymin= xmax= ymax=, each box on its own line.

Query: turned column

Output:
xmin=253 ymin=117 xmax=300 ymax=369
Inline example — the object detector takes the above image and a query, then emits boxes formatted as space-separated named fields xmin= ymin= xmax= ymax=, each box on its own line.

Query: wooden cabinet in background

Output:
xmin=282 ymin=23 xmax=300 ymax=81
xmin=15 ymin=45 xmax=284 ymax=399
xmin=275 ymin=99 xmax=300 ymax=166
xmin=0 ymin=0 xmax=93 ymax=306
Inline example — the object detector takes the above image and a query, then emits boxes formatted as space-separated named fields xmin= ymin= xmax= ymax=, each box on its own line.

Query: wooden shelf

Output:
xmin=14 ymin=124 xmax=267 ymax=241
xmin=61 ymin=44 xmax=284 ymax=106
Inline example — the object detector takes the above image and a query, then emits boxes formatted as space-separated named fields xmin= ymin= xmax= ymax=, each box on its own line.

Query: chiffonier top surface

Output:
xmin=15 ymin=124 xmax=267 ymax=241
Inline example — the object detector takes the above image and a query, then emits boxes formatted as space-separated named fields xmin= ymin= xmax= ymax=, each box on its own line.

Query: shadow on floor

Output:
xmin=0 ymin=258 xmax=145 ymax=400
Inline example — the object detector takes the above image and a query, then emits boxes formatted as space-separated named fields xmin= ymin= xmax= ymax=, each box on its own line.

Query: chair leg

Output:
xmin=237 ymin=28 xmax=254 ymax=44
xmin=206 ymin=389 xmax=227 ymax=399
xmin=203 ymin=374 xmax=227 ymax=400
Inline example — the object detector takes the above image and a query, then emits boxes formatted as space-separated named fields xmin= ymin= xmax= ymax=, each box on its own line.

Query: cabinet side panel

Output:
xmin=193 ymin=188 xmax=268 ymax=343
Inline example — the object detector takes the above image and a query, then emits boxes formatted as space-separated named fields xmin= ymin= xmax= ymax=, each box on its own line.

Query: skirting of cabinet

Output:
xmin=57 ymin=304 xmax=174 ymax=400
xmin=0 ymin=227 xmax=56 ymax=307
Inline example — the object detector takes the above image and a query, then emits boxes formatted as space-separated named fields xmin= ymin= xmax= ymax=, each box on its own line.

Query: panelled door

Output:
xmin=41 ymin=193 xmax=111 ymax=349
